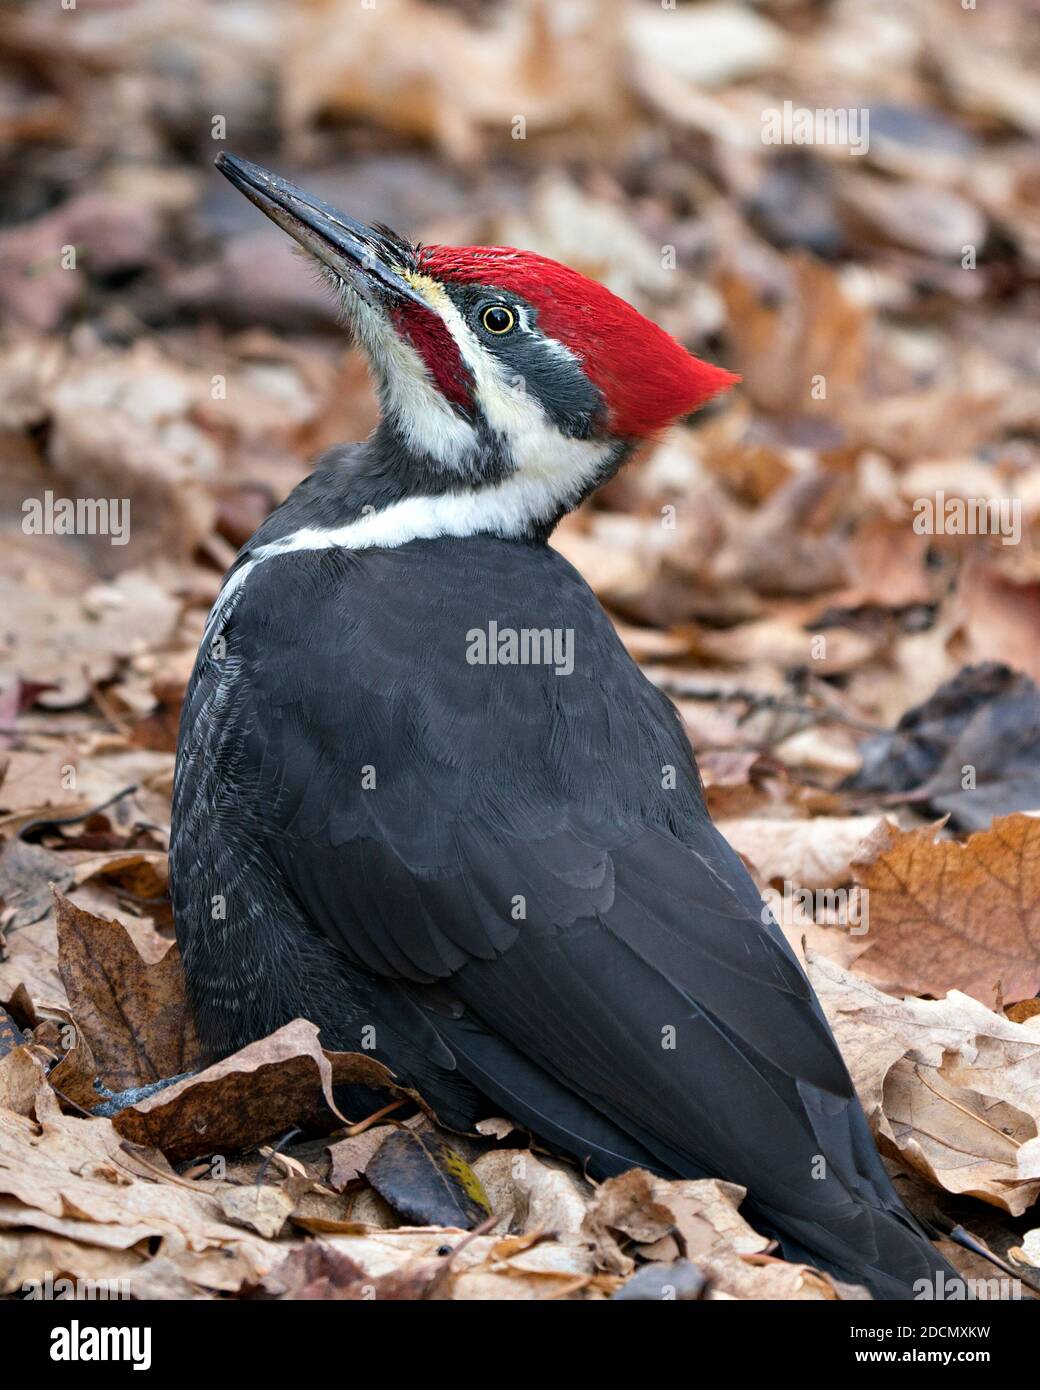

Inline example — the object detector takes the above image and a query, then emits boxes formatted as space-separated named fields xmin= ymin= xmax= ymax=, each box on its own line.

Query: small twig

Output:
xmin=16 ymin=783 xmax=139 ymax=842
xmin=47 ymin=1085 xmax=96 ymax=1119
xmin=255 ymin=1127 xmax=303 ymax=1188
xmin=83 ymin=665 xmax=134 ymax=737
xmin=423 ymin=1212 xmax=500 ymax=1299
xmin=114 ymin=1143 xmax=210 ymax=1193
xmin=669 ymin=685 xmax=886 ymax=737
xmin=540 ymin=1275 xmax=594 ymax=1300
xmin=913 ymin=1066 xmax=1022 ymax=1148
xmin=340 ymin=1097 xmax=407 ymax=1137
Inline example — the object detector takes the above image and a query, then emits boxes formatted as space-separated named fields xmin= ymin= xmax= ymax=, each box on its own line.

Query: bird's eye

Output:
xmin=481 ymin=305 xmax=515 ymax=335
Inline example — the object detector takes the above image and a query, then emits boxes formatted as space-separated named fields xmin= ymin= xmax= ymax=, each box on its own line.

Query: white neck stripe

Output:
xmin=204 ymin=446 xmax=614 ymax=641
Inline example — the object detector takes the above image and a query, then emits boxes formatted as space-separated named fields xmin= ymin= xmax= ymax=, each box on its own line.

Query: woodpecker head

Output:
xmin=217 ymin=154 xmax=737 ymax=538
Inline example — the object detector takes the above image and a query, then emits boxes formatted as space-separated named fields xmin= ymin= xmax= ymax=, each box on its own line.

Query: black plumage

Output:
xmin=172 ymin=443 xmax=954 ymax=1300
xmin=173 ymin=155 xmax=960 ymax=1300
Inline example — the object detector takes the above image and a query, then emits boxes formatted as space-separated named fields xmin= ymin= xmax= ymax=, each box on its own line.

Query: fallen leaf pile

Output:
xmin=2 ymin=0 xmax=1039 ymax=1299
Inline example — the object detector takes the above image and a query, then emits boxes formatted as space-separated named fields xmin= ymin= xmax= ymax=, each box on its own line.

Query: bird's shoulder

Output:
xmin=180 ymin=530 xmax=705 ymax=862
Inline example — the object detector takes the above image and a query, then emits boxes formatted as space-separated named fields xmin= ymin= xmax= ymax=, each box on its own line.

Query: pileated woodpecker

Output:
xmin=172 ymin=153 xmax=955 ymax=1298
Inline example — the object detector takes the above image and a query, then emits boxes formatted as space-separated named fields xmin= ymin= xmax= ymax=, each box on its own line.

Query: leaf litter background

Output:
xmin=1 ymin=0 xmax=1040 ymax=1300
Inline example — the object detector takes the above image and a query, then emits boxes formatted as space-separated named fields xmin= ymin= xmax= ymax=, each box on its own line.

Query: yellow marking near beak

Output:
xmin=401 ymin=269 xmax=446 ymax=308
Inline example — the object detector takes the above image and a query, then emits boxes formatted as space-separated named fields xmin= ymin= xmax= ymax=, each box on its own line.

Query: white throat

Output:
xmin=204 ymin=437 xmax=617 ymax=643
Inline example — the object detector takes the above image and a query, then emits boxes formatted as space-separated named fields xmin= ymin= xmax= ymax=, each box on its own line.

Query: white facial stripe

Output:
xmin=404 ymin=273 xmax=599 ymax=482
xmin=417 ymin=283 xmax=530 ymax=437
xmin=337 ymin=282 xmax=478 ymax=469
xmin=203 ymin=439 xmax=615 ymax=639
xmin=344 ymin=265 xmax=602 ymax=494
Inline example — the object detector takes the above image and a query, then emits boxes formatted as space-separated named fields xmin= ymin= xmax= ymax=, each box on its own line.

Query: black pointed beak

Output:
xmin=215 ymin=152 xmax=429 ymax=310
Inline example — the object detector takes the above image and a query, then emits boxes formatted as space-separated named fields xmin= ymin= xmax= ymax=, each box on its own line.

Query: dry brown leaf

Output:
xmin=582 ymin=1167 xmax=768 ymax=1276
xmin=582 ymin=1168 xmax=858 ymax=1300
xmin=712 ymin=472 xmax=848 ymax=598
xmin=55 ymin=892 xmax=202 ymax=1092
xmin=841 ymin=513 xmax=938 ymax=610
xmin=43 ymin=344 xmax=218 ymax=571
xmin=721 ymin=814 xmax=891 ymax=889
xmin=0 ymin=1230 xmax=145 ymax=1298
xmin=955 ymin=559 xmax=1040 ymax=686
xmin=0 ymin=748 xmax=89 ymax=825
xmin=282 ymin=0 xmax=623 ymax=162
xmin=809 ymin=948 xmax=1040 ymax=1215
xmin=111 ymin=1019 xmax=402 ymax=1163
xmin=326 ymin=1127 xmax=394 ymax=1191
xmin=218 ymin=1184 xmax=296 ymax=1240
xmin=704 ymin=1251 xmax=866 ymax=1302
xmin=70 ymin=849 xmax=168 ymax=899
xmin=851 ymin=814 xmax=1040 ymax=1006
xmin=0 ymin=839 xmax=75 ymax=928
xmin=719 ymin=256 xmax=869 ymax=420
xmin=306 ymin=1227 xmax=597 ymax=1300
xmin=0 ymin=913 xmax=66 ymax=1012
xmin=45 ymin=1014 xmax=99 ymax=1111
xmin=1007 ymin=1000 xmax=1040 ymax=1025
xmin=764 ymin=878 xmax=869 ymax=973
xmin=0 ymin=1096 xmax=311 ymax=1295
xmin=0 ymin=569 xmax=181 ymax=708
xmin=694 ymin=606 xmax=879 ymax=676
xmin=0 ymin=1044 xmax=51 ymax=1117
xmin=471 ymin=1148 xmax=590 ymax=1237
xmin=242 ymin=1241 xmax=395 ymax=1299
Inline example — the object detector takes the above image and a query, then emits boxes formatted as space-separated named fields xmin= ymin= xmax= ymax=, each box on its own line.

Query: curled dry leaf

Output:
xmin=808 ymin=948 xmax=1040 ymax=1216
xmin=0 ymin=1045 xmax=51 ymax=1118
xmin=850 ymin=814 xmax=1040 ymax=1006
xmin=0 ymin=1101 xmax=307 ymax=1295
xmin=471 ymin=1148 xmax=590 ymax=1237
xmin=243 ymin=1239 xmax=447 ymax=1301
xmin=583 ymin=1168 xmax=858 ymax=1300
xmin=583 ymin=1168 xmax=767 ymax=1277
xmin=37 ymin=1002 xmax=99 ymax=1111
xmin=326 ymin=1126 xmax=395 ymax=1192
xmin=720 ymin=814 xmax=891 ymax=889
xmin=218 ymin=1184 xmax=297 ymax=1241
xmin=112 ymin=1019 xmax=399 ymax=1164
xmin=55 ymin=892 xmax=202 ymax=1092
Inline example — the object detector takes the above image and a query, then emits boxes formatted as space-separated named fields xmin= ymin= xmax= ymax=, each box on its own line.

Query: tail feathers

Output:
xmin=425 ymin=1004 xmax=964 ymax=1300
xmin=749 ymin=1197 xmax=959 ymax=1300
xmin=947 ymin=1223 xmax=1016 ymax=1276
xmin=427 ymin=1005 xmax=672 ymax=1177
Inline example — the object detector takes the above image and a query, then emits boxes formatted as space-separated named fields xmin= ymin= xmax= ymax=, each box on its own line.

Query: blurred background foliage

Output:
xmin=3 ymin=8 xmax=1040 ymax=1276
xmin=1 ymin=0 xmax=1039 ymax=799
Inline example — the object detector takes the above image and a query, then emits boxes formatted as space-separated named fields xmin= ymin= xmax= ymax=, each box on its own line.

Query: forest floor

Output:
xmin=1 ymin=0 xmax=1039 ymax=1299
